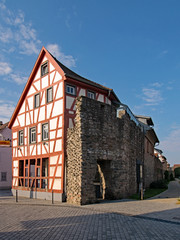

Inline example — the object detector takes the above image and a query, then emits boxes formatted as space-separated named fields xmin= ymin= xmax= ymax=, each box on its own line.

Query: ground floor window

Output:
xmin=18 ymin=158 xmax=48 ymax=189
xmin=1 ymin=172 xmax=7 ymax=181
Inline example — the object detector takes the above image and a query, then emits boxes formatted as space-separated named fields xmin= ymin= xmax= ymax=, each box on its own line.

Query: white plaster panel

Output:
xmin=13 ymin=132 xmax=17 ymax=139
xmin=34 ymin=108 xmax=38 ymax=123
xmin=42 ymin=145 xmax=46 ymax=154
xmin=50 ymin=71 xmax=55 ymax=85
xmin=49 ymin=179 xmax=52 ymax=189
xmin=53 ymin=84 xmax=57 ymax=98
xmin=42 ymin=56 xmax=48 ymax=62
xmin=50 ymin=131 xmax=56 ymax=139
xmin=13 ymin=140 xmax=17 ymax=147
xmin=55 ymin=82 xmax=63 ymax=99
xmin=37 ymin=144 xmax=41 ymax=155
xmin=41 ymin=92 xmax=45 ymax=105
xmin=30 ymin=111 xmax=33 ymax=124
xmin=66 ymin=96 xmax=75 ymax=109
xmin=54 ymin=71 xmax=62 ymax=83
xmin=50 ymin=63 xmax=55 ymax=72
xmin=69 ymin=118 xmax=73 ymax=128
xmin=38 ymin=106 xmax=45 ymax=122
xmin=41 ymin=75 xmax=48 ymax=89
xmin=53 ymin=179 xmax=61 ymax=190
xmin=24 ymin=138 xmax=27 ymax=145
xmin=24 ymin=128 xmax=27 ymax=137
xmin=50 ymin=155 xmax=58 ymax=165
xmin=30 ymin=145 xmax=33 ymax=155
xmin=50 ymin=166 xmax=55 ymax=177
xmin=32 ymin=146 xmax=36 ymax=156
xmin=34 ymin=80 xmax=40 ymax=91
xmin=38 ymin=123 xmax=41 ymax=134
xmin=27 ymin=85 xmax=36 ymax=96
xmin=34 ymin=69 xmax=40 ymax=81
xmin=26 ymin=113 xmax=30 ymax=125
xmin=13 ymin=168 xmax=18 ymax=177
xmin=50 ymin=141 xmax=55 ymax=153
xmin=55 ymin=139 xmax=62 ymax=152
xmin=13 ymin=160 xmax=18 ymax=167
xmin=47 ymin=102 xmax=53 ymax=119
xmin=38 ymin=135 xmax=41 ymax=142
xmin=13 ymin=119 xmax=19 ymax=127
xmin=28 ymin=96 xmax=34 ymax=110
xmin=69 ymin=110 xmax=74 ymax=114
xmin=98 ymin=94 xmax=104 ymax=102
xmin=18 ymin=114 xmax=25 ymax=127
xmin=56 ymin=166 xmax=62 ymax=177
xmin=52 ymin=99 xmax=63 ymax=117
xmin=79 ymin=88 xmax=86 ymax=96
xmin=50 ymin=118 xmax=57 ymax=130
xmin=13 ymin=178 xmax=18 ymax=186
xmin=59 ymin=155 xmax=62 ymax=164
xmin=13 ymin=148 xmax=15 ymax=157
xmin=19 ymin=102 xmax=25 ymax=114
xmin=58 ymin=116 xmax=62 ymax=128
xmin=57 ymin=129 xmax=62 ymax=138
xmin=24 ymin=146 xmax=27 ymax=156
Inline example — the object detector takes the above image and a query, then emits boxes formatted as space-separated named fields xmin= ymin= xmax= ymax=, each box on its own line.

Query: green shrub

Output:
xmin=164 ymin=170 xmax=169 ymax=181
xmin=170 ymin=173 xmax=175 ymax=181
xmin=150 ymin=180 xmax=168 ymax=189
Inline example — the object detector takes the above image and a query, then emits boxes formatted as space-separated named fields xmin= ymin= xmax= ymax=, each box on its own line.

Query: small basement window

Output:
xmin=41 ymin=62 xmax=48 ymax=77
xmin=66 ymin=84 xmax=76 ymax=95
xmin=87 ymin=90 xmax=95 ymax=99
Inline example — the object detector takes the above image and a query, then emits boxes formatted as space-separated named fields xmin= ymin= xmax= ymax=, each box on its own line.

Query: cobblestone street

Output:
xmin=0 ymin=187 xmax=180 ymax=240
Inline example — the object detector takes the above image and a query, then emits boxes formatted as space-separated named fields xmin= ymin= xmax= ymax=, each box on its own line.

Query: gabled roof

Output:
xmin=0 ymin=122 xmax=9 ymax=131
xmin=50 ymin=54 xmax=120 ymax=102
xmin=135 ymin=115 xmax=154 ymax=126
xmin=8 ymin=46 xmax=120 ymax=128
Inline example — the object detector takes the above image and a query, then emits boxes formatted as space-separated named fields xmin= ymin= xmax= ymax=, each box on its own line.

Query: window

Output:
xmin=41 ymin=62 xmax=48 ymax=77
xmin=29 ymin=127 xmax=36 ymax=144
xmin=34 ymin=93 xmax=40 ymax=108
xmin=87 ymin=90 xmax=95 ymax=99
xmin=47 ymin=87 xmax=53 ymax=103
xmin=42 ymin=123 xmax=49 ymax=141
xmin=19 ymin=130 xmax=24 ymax=146
xmin=1 ymin=172 xmax=7 ymax=181
xmin=66 ymin=84 xmax=76 ymax=95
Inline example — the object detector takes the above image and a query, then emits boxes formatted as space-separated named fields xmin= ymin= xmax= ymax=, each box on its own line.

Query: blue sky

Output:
xmin=0 ymin=0 xmax=180 ymax=166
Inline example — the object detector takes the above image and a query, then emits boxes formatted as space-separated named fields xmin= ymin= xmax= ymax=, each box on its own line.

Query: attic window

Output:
xmin=87 ymin=90 xmax=95 ymax=99
xmin=41 ymin=62 xmax=48 ymax=77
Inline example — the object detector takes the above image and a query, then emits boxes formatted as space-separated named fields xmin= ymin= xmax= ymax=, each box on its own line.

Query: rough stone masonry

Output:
xmin=66 ymin=96 xmax=144 ymax=205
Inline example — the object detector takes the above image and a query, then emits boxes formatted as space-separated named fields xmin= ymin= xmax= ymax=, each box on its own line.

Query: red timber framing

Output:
xmin=8 ymin=46 xmax=120 ymax=200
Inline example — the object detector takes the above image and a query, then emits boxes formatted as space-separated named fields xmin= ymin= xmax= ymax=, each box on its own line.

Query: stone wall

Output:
xmin=66 ymin=96 xmax=144 ymax=205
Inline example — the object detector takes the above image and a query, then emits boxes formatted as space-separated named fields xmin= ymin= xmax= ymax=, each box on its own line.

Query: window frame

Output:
xmin=29 ymin=127 xmax=36 ymax=144
xmin=47 ymin=87 xmax=53 ymax=103
xmin=41 ymin=61 xmax=48 ymax=77
xmin=66 ymin=84 xmax=76 ymax=96
xmin=34 ymin=93 xmax=40 ymax=108
xmin=1 ymin=172 xmax=7 ymax=181
xmin=87 ymin=90 xmax=96 ymax=99
xmin=18 ymin=130 xmax=24 ymax=146
xmin=42 ymin=123 xmax=49 ymax=141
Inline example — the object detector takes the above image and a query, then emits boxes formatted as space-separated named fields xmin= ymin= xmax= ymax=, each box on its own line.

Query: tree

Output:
xmin=174 ymin=167 xmax=180 ymax=178
xmin=164 ymin=170 xmax=169 ymax=181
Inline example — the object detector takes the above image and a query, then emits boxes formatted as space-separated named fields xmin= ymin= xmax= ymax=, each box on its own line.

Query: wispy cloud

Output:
xmin=0 ymin=61 xmax=12 ymax=75
xmin=9 ymin=73 xmax=27 ymax=85
xmin=0 ymin=0 xmax=41 ymax=55
xmin=0 ymin=100 xmax=15 ymax=122
xmin=142 ymin=88 xmax=163 ymax=106
xmin=158 ymin=50 xmax=168 ymax=58
xmin=47 ymin=43 xmax=76 ymax=68
xmin=160 ymin=128 xmax=180 ymax=153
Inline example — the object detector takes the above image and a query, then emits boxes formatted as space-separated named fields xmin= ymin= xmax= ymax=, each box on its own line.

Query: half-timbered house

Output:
xmin=8 ymin=46 xmax=120 ymax=201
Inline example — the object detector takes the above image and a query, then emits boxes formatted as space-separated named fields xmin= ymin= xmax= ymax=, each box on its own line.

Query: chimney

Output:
xmin=0 ymin=121 xmax=3 ymax=126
